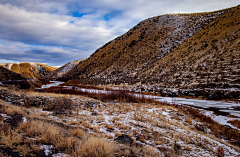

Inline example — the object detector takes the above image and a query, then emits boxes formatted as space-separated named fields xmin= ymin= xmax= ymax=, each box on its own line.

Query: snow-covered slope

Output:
xmin=45 ymin=59 xmax=85 ymax=79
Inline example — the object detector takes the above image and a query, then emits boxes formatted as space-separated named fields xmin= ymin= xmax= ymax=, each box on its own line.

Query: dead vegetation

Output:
xmin=36 ymin=86 xmax=156 ymax=103
xmin=1 ymin=84 xmax=240 ymax=156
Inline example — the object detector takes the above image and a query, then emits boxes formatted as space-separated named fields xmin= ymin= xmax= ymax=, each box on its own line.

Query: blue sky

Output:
xmin=0 ymin=0 xmax=239 ymax=66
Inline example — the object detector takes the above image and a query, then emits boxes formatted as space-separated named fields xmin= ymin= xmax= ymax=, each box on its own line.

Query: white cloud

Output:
xmin=0 ymin=0 xmax=239 ymax=66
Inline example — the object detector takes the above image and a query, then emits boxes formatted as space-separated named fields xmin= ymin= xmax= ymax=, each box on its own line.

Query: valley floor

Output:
xmin=0 ymin=85 xmax=240 ymax=156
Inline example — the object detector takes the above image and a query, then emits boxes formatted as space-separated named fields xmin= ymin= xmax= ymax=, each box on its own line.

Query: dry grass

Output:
xmin=2 ymin=106 xmax=25 ymax=116
xmin=185 ymin=118 xmax=192 ymax=125
xmin=1 ymin=85 xmax=240 ymax=156
xmin=70 ymin=129 xmax=86 ymax=138
xmin=0 ymin=117 xmax=117 ymax=157
xmin=73 ymin=137 xmax=116 ymax=157
xmin=0 ymin=129 xmax=23 ymax=148
xmin=16 ymin=145 xmax=31 ymax=156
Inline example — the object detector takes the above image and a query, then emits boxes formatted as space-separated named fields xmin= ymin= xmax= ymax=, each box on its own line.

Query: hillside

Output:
xmin=37 ymin=63 xmax=57 ymax=72
xmin=0 ymin=62 xmax=56 ymax=79
xmin=63 ymin=6 xmax=234 ymax=85
xmin=45 ymin=59 xmax=85 ymax=80
xmin=140 ymin=5 xmax=240 ymax=90
xmin=0 ymin=66 xmax=26 ymax=81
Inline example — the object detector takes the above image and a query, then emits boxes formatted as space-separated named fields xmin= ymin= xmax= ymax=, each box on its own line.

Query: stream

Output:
xmin=38 ymin=81 xmax=240 ymax=127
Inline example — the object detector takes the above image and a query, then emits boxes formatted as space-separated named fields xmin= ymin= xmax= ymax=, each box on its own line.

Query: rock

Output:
xmin=114 ymin=134 xmax=133 ymax=145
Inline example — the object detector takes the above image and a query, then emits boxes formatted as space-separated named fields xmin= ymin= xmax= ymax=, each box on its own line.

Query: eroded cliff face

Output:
xmin=0 ymin=62 xmax=56 ymax=79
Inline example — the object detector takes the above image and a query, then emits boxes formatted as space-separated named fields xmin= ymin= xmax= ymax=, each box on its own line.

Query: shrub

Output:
xmin=45 ymin=97 xmax=73 ymax=115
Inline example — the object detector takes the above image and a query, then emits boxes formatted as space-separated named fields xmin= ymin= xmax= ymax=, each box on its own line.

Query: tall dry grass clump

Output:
xmin=2 ymin=105 xmax=25 ymax=116
xmin=73 ymin=137 xmax=116 ymax=157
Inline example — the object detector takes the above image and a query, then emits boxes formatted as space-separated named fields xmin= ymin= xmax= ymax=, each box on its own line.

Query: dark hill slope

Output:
xmin=63 ymin=7 xmax=232 ymax=84
xmin=0 ymin=66 xmax=26 ymax=81
xmin=139 ymin=5 xmax=240 ymax=89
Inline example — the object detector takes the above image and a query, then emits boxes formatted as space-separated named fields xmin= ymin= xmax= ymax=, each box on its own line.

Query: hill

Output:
xmin=140 ymin=5 xmax=240 ymax=90
xmin=0 ymin=62 xmax=56 ymax=79
xmin=0 ymin=66 xmax=26 ymax=81
xmin=45 ymin=59 xmax=85 ymax=80
xmin=62 ymin=7 xmax=234 ymax=83
xmin=62 ymin=5 xmax=240 ymax=99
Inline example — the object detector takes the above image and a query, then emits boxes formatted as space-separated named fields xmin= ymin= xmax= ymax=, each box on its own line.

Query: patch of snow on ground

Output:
xmin=22 ymin=117 xmax=27 ymax=123
xmin=39 ymin=81 xmax=64 ymax=89
xmin=202 ymin=111 xmax=240 ymax=130
xmin=52 ymin=153 xmax=70 ymax=157
xmin=40 ymin=145 xmax=54 ymax=156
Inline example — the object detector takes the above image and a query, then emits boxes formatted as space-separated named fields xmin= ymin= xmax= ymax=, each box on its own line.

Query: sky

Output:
xmin=0 ymin=0 xmax=239 ymax=67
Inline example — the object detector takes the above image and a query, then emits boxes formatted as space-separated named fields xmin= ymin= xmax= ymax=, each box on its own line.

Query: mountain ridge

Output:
xmin=62 ymin=6 xmax=235 ymax=86
xmin=0 ymin=62 xmax=56 ymax=79
xmin=45 ymin=59 xmax=86 ymax=80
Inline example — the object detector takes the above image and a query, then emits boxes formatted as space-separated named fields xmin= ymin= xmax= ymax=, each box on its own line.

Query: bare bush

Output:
xmin=45 ymin=97 xmax=73 ymax=115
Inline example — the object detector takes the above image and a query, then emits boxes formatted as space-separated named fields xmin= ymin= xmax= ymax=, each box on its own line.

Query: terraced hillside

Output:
xmin=0 ymin=66 xmax=26 ymax=81
xmin=1 ymin=62 xmax=56 ymax=79
xmin=45 ymin=59 xmax=85 ymax=80
xmin=63 ymin=6 xmax=234 ymax=85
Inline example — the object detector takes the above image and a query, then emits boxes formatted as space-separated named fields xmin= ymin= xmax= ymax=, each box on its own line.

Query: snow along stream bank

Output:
xmin=38 ymin=81 xmax=240 ymax=130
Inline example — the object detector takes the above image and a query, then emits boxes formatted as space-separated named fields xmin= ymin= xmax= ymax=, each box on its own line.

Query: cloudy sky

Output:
xmin=0 ymin=0 xmax=239 ymax=66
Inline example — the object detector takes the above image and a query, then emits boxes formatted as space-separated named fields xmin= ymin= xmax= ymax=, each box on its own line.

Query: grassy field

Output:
xmin=0 ymin=85 xmax=240 ymax=156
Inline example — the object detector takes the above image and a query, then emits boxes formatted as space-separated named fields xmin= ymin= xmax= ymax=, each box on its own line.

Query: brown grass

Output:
xmin=0 ymin=129 xmax=23 ymax=148
xmin=185 ymin=118 xmax=192 ymax=125
xmin=2 ymin=106 xmax=25 ymax=116
xmin=172 ymin=103 xmax=240 ymax=146
xmin=1 ymin=118 xmax=117 ymax=156
xmin=70 ymin=129 xmax=86 ymax=138
xmin=73 ymin=137 xmax=116 ymax=157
